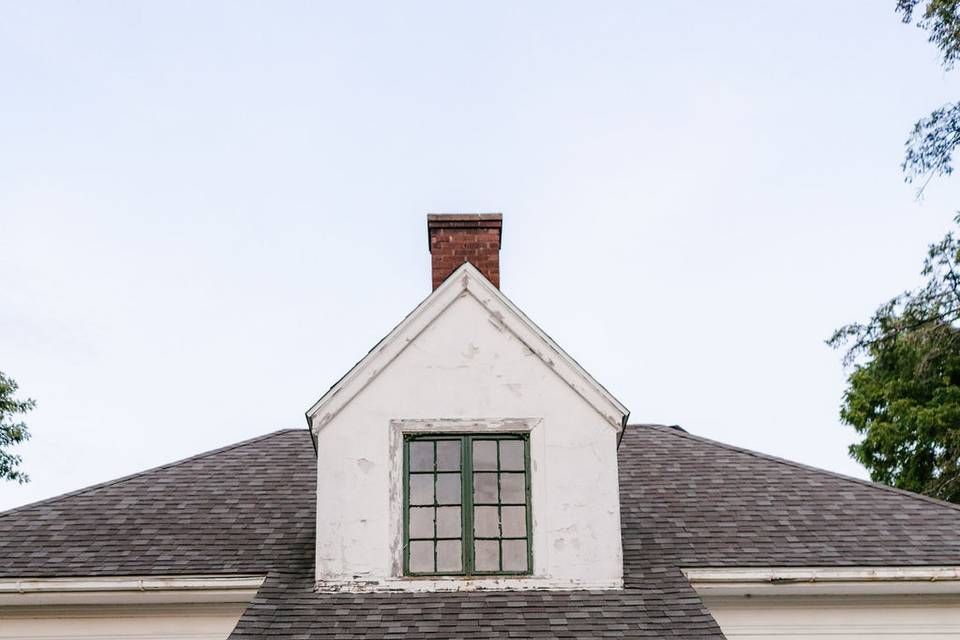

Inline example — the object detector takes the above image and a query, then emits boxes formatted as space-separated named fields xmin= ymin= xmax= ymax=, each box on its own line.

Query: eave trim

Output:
xmin=0 ymin=574 xmax=266 ymax=606
xmin=684 ymin=566 xmax=960 ymax=597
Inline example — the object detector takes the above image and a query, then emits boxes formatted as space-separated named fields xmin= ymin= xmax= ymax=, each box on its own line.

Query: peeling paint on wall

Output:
xmin=313 ymin=293 xmax=624 ymax=591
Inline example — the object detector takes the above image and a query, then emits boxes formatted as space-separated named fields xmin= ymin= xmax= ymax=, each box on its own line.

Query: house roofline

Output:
xmin=634 ymin=424 xmax=960 ymax=514
xmin=0 ymin=429 xmax=306 ymax=519
xmin=305 ymin=262 xmax=629 ymax=441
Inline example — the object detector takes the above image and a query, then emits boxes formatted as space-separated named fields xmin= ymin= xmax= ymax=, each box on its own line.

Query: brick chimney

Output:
xmin=427 ymin=213 xmax=502 ymax=290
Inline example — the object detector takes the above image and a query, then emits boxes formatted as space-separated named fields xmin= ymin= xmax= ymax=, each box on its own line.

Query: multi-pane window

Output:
xmin=404 ymin=434 xmax=531 ymax=576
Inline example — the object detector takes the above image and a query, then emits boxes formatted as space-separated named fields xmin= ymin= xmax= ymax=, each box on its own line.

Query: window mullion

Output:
xmin=463 ymin=435 xmax=474 ymax=574
xmin=432 ymin=440 xmax=438 ymax=573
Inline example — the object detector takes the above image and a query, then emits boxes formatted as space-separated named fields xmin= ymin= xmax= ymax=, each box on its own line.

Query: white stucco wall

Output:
xmin=312 ymin=289 xmax=624 ymax=590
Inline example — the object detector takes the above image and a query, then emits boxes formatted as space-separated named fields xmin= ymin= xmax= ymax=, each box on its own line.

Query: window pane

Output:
xmin=409 ymin=441 xmax=434 ymax=472
xmin=437 ymin=441 xmax=460 ymax=471
xmin=436 ymin=473 xmax=461 ymax=504
xmin=406 ymin=434 xmax=531 ymax=576
xmin=474 ymin=506 xmax=499 ymax=537
xmin=409 ymin=507 xmax=434 ymax=538
xmin=474 ymin=539 xmax=500 ymax=572
xmin=501 ymin=506 xmax=526 ymax=537
xmin=473 ymin=440 xmax=497 ymax=470
xmin=473 ymin=472 xmax=498 ymax=503
xmin=409 ymin=474 xmax=433 ymax=505
xmin=436 ymin=540 xmax=462 ymax=572
xmin=499 ymin=440 xmax=524 ymax=471
xmin=436 ymin=507 xmax=461 ymax=538
xmin=409 ymin=541 xmax=434 ymax=573
xmin=500 ymin=473 xmax=525 ymax=503
xmin=502 ymin=540 xmax=527 ymax=572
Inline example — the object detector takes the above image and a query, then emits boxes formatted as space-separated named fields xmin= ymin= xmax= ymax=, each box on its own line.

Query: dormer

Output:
xmin=306 ymin=214 xmax=628 ymax=591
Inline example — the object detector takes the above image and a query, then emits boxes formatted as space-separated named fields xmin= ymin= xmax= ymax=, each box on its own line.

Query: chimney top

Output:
xmin=427 ymin=213 xmax=503 ymax=290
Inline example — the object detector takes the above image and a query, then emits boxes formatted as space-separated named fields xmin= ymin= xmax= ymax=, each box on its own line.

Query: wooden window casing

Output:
xmin=403 ymin=433 xmax=532 ymax=576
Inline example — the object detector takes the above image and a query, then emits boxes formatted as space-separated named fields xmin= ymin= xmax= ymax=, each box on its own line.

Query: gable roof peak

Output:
xmin=305 ymin=262 xmax=629 ymax=439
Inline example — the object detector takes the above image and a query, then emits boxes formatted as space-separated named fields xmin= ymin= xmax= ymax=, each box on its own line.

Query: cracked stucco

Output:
xmin=312 ymin=293 xmax=624 ymax=591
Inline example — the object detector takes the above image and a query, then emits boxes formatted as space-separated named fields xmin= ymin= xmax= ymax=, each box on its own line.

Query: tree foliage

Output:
xmin=830 ymin=3 xmax=960 ymax=503
xmin=0 ymin=372 xmax=34 ymax=484
xmin=897 ymin=1 xmax=960 ymax=191
xmin=829 ymin=219 xmax=960 ymax=502
xmin=897 ymin=0 xmax=960 ymax=68
xmin=827 ymin=4 xmax=960 ymax=502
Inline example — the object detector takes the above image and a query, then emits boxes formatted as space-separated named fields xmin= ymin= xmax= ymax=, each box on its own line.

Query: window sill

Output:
xmin=314 ymin=576 xmax=624 ymax=593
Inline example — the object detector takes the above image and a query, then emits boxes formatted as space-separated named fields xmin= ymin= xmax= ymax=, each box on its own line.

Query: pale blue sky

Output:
xmin=3 ymin=2 xmax=960 ymax=510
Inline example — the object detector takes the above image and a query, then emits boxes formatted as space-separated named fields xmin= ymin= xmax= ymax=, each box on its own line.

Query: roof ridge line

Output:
xmin=0 ymin=428 xmax=308 ymax=519
xmin=633 ymin=424 xmax=960 ymax=514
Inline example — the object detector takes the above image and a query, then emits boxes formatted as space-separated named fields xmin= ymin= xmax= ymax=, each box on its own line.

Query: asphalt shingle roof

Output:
xmin=2 ymin=423 xmax=959 ymax=638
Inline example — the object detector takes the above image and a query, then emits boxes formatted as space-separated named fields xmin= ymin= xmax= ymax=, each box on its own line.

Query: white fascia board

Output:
xmin=683 ymin=566 xmax=960 ymax=597
xmin=305 ymin=262 xmax=629 ymax=436
xmin=0 ymin=575 xmax=265 ymax=606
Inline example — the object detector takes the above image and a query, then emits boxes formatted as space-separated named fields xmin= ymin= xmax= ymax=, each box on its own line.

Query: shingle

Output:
xmin=2 ymin=424 xmax=959 ymax=638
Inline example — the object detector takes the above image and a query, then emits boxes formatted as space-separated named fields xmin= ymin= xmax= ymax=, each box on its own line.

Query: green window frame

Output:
xmin=403 ymin=433 xmax=532 ymax=576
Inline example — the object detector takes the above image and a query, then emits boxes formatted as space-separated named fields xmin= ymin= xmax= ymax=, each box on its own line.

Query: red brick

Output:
xmin=427 ymin=214 xmax=502 ymax=289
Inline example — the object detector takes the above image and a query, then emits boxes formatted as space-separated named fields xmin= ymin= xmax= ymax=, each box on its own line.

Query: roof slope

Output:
xmin=622 ymin=425 xmax=960 ymax=569
xmin=0 ymin=429 xmax=316 ymax=577
xmin=2 ymin=424 xmax=960 ymax=638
